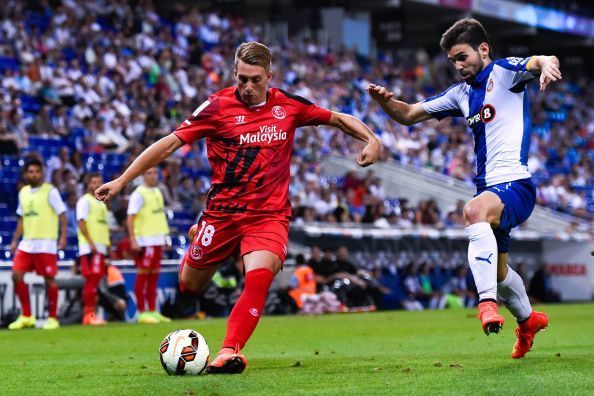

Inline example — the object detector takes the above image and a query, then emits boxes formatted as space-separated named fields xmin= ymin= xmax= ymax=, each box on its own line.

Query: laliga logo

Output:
xmin=249 ymin=308 xmax=259 ymax=317
xmin=190 ymin=245 xmax=203 ymax=261
xmin=272 ymin=105 xmax=286 ymax=120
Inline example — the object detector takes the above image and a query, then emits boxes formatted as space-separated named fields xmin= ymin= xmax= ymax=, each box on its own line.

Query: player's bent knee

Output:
xmin=179 ymin=266 xmax=212 ymax=294
xmin=463 ymin=202 xmax=486 ymax=225
xmin=179 ymin=276 xmax=205 ymax=294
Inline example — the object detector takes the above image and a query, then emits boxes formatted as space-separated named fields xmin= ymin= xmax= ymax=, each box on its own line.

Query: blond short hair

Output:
xmin=234 ymin=42 xmax=271 ymax=71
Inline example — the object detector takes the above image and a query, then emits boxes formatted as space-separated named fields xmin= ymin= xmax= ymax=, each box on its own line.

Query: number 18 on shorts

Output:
xmin=183 ymin=212 xmax=290 ymax=270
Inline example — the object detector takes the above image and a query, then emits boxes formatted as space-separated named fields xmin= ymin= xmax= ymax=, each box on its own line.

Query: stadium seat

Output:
xmin=24 ymin=11 xmax=51 ymax=33
xmin=0 ymin=56 xmax=19 ymax=72
xmin=20 ymin=94 xmax=41 ymax=114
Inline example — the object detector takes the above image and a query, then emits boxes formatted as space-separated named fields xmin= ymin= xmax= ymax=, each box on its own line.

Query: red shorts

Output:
xmin=134 ymin=245 xmax=163 ymax=271
xmin=183 ymin=211 xmax=289 ymax=270
xmin=80 ymin=253 xmax=107 ymax=277
xmin=13 ymin=250 xmax=58 ymax=277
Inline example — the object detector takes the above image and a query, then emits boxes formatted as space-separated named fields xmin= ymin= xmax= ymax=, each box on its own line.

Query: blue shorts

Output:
xmin=476 ymin=178 xmax=536 ymax=253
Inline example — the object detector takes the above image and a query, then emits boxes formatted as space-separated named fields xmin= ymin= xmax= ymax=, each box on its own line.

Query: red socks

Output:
xmin=14 ymin=282 xmax=31 ymax=316
xmin=15 ymin=281 xmax=58 ymax=318
xmin=222 ymin=268 xmax=274 ymax=350
xmin=147 ymin=272 xmax=159 ymax=312
xmin=47 ymin=285 xmax=58 ymax=318
xmin=82 ymin=275 xmax=101 ymax=315
xmin=135 ymin=273 xmax=148 ymax=312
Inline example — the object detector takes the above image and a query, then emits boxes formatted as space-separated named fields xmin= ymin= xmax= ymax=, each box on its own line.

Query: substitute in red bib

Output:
xmin=95 ymin=42 xmax=382 ymax=374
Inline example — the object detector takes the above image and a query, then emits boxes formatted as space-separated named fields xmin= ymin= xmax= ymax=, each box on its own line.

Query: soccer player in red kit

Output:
xmin=95 ymin=42 xmax=381 ymax=374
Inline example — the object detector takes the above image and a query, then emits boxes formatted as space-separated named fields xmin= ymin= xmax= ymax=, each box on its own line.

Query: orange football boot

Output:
xmin=82 ymin=312 xmax=107 ymax=325
xmin=478 ymin=300 xmax=505 ymax=335
xmin=206 ymin=346 xmax=247 ymax=374
xmin=512 ymin=311 xmax=549 ymax=359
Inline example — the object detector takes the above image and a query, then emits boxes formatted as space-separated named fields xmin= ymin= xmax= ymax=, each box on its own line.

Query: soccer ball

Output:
xmin=159 ymin=329 xmax=210 ymax=375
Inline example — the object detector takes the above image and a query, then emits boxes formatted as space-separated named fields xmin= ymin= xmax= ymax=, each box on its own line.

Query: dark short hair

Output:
xmin=24 ymin=158 xmax=43 ymax=171
xmin=440 ymin=18 xmax=493 ymax=58
xmin=85 ymin=172 xmax=102 ymax=187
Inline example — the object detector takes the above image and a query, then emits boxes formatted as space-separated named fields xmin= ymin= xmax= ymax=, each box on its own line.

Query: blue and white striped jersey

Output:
xmin=421 ymin=57 xmax=536 ymax=189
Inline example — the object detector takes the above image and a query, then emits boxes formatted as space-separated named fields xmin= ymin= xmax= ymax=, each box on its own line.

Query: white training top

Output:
xmin=16 ymin=186 xmax=66 ymax=254
xmin=76 ymin=196 xmax=109 ymax=256
xmin=127 ymin=188 xmax=167 ymax=247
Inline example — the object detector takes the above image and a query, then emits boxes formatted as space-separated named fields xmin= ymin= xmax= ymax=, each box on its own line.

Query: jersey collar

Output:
xmin=234 ymin=89 xmax=271 ymax=108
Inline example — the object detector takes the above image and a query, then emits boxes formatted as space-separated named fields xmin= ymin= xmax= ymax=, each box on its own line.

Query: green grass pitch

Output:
xmin=1 ymin=304 xmax=593 ymax=395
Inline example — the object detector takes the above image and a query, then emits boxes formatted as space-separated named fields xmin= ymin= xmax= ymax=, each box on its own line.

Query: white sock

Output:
xmin=466 ymin=222 xmax=498 ymax=301
xmin=498 ymin=266 xmax=532 ymax=322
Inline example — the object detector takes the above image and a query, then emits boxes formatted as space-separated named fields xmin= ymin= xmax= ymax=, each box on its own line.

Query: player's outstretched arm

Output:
xmin=526 ymin=56 xmax=561 ymax=91
xmin=95 ymin=134 xmax=184 ymax=202
xmin=326 ymin=112 xmax=382 ymax=167
xmin=367 ymin=84 xmax=431 ymax=126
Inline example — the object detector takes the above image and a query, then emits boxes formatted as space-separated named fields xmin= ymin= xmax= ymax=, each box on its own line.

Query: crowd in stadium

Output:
xmin=0 ymin=0 xmax=580 ymax=327
xmin=0 ymin=0 xmax=592 ymax=234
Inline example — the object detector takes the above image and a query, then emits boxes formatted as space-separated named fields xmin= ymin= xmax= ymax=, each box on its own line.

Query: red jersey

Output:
xmin=173 ymin=87 xmax=332 ymax=216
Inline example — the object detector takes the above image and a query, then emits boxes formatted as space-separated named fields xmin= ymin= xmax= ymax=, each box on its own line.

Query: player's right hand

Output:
xmin=94 ymin=179 xmax=123 ymax=202
xmin=357 ymin=138 xmax=381 ymax=167
xmin=367 ymin=84 xmax=394 ymax=104
xmin=8 ymin=241 xmax=18 ymax=255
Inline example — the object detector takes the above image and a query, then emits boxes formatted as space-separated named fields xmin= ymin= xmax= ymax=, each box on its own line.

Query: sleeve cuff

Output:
xmin=526 ymin=56 xmax=536 ymax=72
xmin=173 ymin=131 xmax=190 ymax=144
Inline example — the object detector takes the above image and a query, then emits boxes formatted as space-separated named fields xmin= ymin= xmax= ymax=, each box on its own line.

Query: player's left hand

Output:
xmin=357 ymin=139 xmax=381 ymax=167
xmin=188 ymin=224 xmax=198 ymax=241
xmin=539 ymin=60 xmax=562 ymax=91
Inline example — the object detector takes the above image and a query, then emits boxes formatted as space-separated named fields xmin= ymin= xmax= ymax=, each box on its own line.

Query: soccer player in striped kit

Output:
xmin=368 ymin=18 xmax=561 ymax=358
xmin=8 ymin=158 xmax=67 ymax=330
